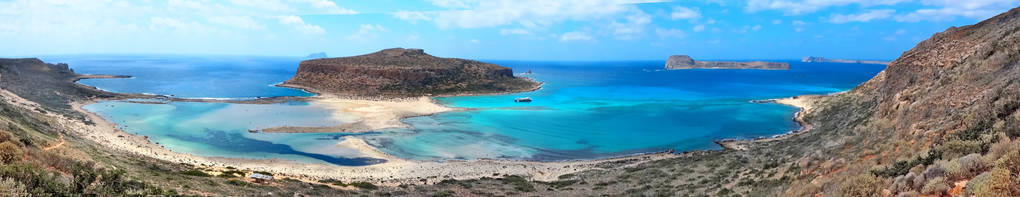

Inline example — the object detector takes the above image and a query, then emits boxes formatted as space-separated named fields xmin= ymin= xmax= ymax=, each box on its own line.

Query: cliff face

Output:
xmin=284 ymin=48 xmax=539 ymax=98
xmin=665 ymin=55 xmax=790 ymax=70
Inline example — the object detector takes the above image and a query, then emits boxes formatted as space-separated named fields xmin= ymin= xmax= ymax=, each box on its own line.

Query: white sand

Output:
xmin=309 ymin=95 xmax=453 ymax=132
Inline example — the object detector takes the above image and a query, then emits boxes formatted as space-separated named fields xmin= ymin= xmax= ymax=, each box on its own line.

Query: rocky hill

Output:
xmin=666 ymin=55 xmax=790 ymax=70
xmin=283 ymin=48 xmax=540 ymax=98
xmin=0 ymin=58 xmax=128 ymax=115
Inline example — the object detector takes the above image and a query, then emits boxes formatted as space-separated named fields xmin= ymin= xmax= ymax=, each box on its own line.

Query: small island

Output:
xmin=665 ymin=55 xmax=789 ymax=70
xmin=305 ymin=52 xmax=328 ymax=59
xmin=283 ymin=48 xmax=540 ymax=98
xmin=801 ymin=56 xmax=889 ymax=65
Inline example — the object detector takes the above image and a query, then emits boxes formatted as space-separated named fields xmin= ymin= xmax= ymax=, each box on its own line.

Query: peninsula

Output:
xmin=282 ymin=48 xmax=540 ymax=98
xmin=665 ymin=55 xmax=790 ymax=70
xmin=801 ymin=56 xmax=890 ymax=65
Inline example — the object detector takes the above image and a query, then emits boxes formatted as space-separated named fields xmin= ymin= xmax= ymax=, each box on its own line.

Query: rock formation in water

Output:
xmin=801 ymin=56 xmax=890 ymax=65
xmin=283 ymin=48 xmax=540 ymax=98
xmin=665 ymin=55 xmax=790 ymax=70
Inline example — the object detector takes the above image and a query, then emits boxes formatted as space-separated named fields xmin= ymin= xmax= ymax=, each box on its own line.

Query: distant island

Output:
xmin=665 ymin=55 xmax=789 ymax=70
xmin=283 ymin=48 xmax=540 ymax=98
xmin=306 ymin=52 xmax=328 ymax=59
xmin=801 ymin=56 xmax=889 ymax=65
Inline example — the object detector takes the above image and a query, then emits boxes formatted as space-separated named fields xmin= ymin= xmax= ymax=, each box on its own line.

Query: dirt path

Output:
xmin=43 ymin=134 xmax=65 ymax=151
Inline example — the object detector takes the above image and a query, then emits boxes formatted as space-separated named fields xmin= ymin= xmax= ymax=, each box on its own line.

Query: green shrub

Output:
xmin=964 ymin=169 xmax=1011 ymax=197
xmin=226 ymin=179 xmax=250 ymax=187
xmin=996 ymin=150 xmax=1019 ymax=175
xmin=0 ymin=177 xmax=27 ymax=196
xmin=955 ymin=154 xmax=989 ymax=178
xmin=937 ymin=139 xmax=983 ymax=159
xmin=837 ymin=174 xmax=884 ymax=197
xmin=501 ymin=175 xmax=535 ymax=192
xmin=180 ymin=169 xmax=212 ymax=177
xmin=0 ymin=141 xmax=21 ymax=164
xmin=0 ymin=130 xmax=12 ymax=143
xmin=348 ymin=182 xmax=377 ymax=190
xmin=920 ymin=177 xmax=949 ymax=195
xmin=252 ymin=171 xmax=273 ymax=176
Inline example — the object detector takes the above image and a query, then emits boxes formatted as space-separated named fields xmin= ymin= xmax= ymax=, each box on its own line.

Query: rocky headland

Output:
xmin=802 ymin=56 xmax=890 ymax=65
xmin=665 ymin=55 xmax=790 ymax=70
xmin=283 ymin=48 xmax=540 ymax=98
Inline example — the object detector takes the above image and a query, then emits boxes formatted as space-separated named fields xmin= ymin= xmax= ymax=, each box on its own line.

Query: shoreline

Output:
xmin=62 ymin=97 xmax=686 ymax=185
xmin=715 ymin=95 xmax=825 ymax=150
xmin=48 ymin=74 xmax=825 ymax=185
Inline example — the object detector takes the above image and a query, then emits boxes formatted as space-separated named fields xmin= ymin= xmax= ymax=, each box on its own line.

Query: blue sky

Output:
xmin=1 ymin=0 xmax=1018 ymax=61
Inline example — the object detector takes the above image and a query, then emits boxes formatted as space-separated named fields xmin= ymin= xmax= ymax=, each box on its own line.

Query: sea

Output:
xmin=43 ymin=55 xmax=886 ymax=166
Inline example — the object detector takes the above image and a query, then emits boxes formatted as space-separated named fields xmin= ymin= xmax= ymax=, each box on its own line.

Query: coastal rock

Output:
xmin=665 ymin=55 xmax=789 ymax=70
xmin=283 ymin=48 xmax=540 ymax=98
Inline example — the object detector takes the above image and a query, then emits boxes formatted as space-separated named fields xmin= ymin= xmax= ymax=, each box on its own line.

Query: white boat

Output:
xmin=514 ymin=97 xmax=532 ymax=102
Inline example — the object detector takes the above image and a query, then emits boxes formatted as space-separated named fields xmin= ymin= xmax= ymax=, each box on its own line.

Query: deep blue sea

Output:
xmin=50 ymin=56 xmax=885 ymax=165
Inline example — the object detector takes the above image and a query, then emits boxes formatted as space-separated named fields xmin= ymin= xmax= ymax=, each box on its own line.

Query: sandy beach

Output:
xmin=716 ymin=95 xmax=824 ymax=150
xmin=259 ymin=96 xmax=453 ymax=133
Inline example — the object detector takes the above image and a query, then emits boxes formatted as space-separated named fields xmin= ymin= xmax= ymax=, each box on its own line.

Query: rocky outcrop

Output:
xmin=0 ymin=58 xmax=126 ymax=112
xmin=665 ymin=55 xmax=789 ymax=70
xmin=801 ymin=56 xmax=890 ymax=65
xmin=283 ymin=48 xmax=540 ymax=98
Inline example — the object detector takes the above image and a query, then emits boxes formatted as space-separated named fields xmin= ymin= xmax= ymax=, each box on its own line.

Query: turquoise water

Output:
xmin=65 ymin=56 xmax=885 ymax=164
xmin=369 ymin=61 xmax=885 ymax=160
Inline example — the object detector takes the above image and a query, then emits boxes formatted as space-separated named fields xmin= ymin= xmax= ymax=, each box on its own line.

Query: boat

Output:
xmin=514 ymin=97 xmax=532 ymax=102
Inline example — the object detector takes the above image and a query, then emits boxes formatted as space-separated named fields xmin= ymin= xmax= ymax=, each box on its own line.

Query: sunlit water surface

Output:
xmin=50 ymin=56 xmax=885 ymax=165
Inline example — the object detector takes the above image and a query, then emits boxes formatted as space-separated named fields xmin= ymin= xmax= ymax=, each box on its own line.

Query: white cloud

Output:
xmin=670 ymin=6 xmax=701 ymax=20
xmin=393 ymin=11 xmax=431 ymax=24
xmin=828 ymin=9 xmax=895 ymax=23
xmin=792 ymin=20 xmax=807 ymax=32
xmin=293 ymin=0 xmax=358 ymax=14
xmin=560 ymin=31 xmax=593 ymax=41
xmin=429 ymin=0 xmax=641 ymax=29
xmin=500 ymin=28 xmax=533 ymax=35
xmin=0 ymin=0 xmax=346 ymax=46
xmin=608 ymin=11 xmax=652 ymax=40
xmin=208 ymin=16 xmax=266 ymax=30
xmin=428 ymin=0 xmax=474 ymax=9
xmin=346 ymin=24 xmax=387 ymax=41
xmin=751 ymin=25 xmax=762 ymax=31
xmin=745 ymin=0 xmax=910 ymax=15
xmin=277 ymin=15 xmax=326 ymax=35
xmin=895 ymin=0 xmax=1020 ymax=22
xmin=692 ymin=24 xmax=706 ymax=32
xmin=771 ymin=19 xmax=782 ymax=24
xmin=470 ymin=39 xmax=479 ymax=43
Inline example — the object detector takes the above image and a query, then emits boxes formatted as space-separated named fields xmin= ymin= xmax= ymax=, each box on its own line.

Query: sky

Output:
xmin=1 ymin=0 xmax=1018 ymax=61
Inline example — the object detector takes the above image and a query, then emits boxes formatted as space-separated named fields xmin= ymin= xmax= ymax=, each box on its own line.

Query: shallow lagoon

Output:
xmin=66 ymin=56 xmax=885 ymax=165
